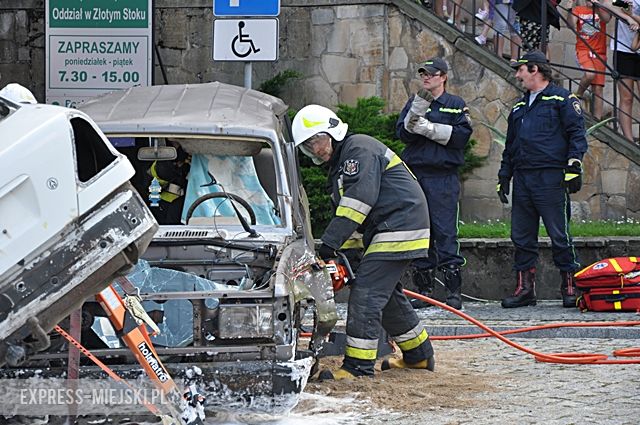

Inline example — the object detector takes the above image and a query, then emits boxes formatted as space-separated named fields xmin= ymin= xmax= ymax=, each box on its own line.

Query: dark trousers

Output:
xmin=511 ymin=169 xmax=580 ymax=272
xmin=343 ymin=257 xmax=434 ymax=376
xmin=413 ymin=173 xmax=465 ymax=271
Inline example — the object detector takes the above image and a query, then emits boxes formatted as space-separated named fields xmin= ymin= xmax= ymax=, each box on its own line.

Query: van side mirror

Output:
xmin=137 ymin=146 xmax=177 ymax=161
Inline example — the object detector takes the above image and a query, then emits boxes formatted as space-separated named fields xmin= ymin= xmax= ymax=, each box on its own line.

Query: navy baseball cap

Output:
xmin=511 ymin=50 xmax=548 ymax=68
xmin=418 ymin=57 xmax=449 ymax=75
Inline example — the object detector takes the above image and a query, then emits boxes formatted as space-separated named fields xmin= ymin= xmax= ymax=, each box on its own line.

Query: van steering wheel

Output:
xmin=185 ymin=192 xmax=257 ymax=224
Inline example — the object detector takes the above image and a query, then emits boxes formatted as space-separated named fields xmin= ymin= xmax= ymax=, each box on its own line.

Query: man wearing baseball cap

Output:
xmin=417 ymin=57 xmax=449 ymax=76
xmin=498 ymin=50 xmax=588 ymax=309
xmin=509 ymin=50 xmax=549 ymax=69
xmin=396 ymin=57 xmax=472 ymax=310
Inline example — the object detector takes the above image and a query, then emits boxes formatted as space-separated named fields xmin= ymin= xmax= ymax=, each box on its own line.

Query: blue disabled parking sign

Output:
xmin=213 ymin=0 xmax=280 ymax=17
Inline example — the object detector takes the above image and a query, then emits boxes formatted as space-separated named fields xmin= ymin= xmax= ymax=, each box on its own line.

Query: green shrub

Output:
xmin=258 ymin=70 xmax=303 ymax=97
xmin=335 ymin=97 xmax=404 ymax=154
xmin=459 ymin=138 xmax=486 ymax=180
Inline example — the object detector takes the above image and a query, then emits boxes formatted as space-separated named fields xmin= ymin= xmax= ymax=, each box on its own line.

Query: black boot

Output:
xmin=410 ymin=268 xmax=435 ymax=309
xmin=442 ymin=265 xmax=462 ymax=310
xmin=560 ymin=271 xmax=578 ymax=308
xmin=501 ymin=267 xmax=537 ymax=308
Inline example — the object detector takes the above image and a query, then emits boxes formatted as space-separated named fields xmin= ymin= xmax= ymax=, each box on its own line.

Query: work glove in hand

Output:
xmin=409 ymin=89 xmax=434 ymax=116
xmin=496 ymin=178 xmax=510 ymax=204
xmin=409 ymin=117 xmax=454 ymax=145
xmin=563 ymin=160 xmax=582 ymax=194
xmin=404 ymin=90 xmax=433 ymax=133
xmin=403 ymin=112 xmax=420 ymax=133
xmin=181 ymin=390 xmax=205 ymax=424
xmin=317 ymin=243 xmax=337 ymax=261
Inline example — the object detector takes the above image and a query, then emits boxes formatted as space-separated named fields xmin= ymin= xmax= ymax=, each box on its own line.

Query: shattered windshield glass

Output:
xmin=92 ymin=260 xmax=235 ymax=348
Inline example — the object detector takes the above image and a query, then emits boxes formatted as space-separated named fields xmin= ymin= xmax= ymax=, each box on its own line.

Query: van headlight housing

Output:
xmin=218 ymin=304 xmax=274 ymax=339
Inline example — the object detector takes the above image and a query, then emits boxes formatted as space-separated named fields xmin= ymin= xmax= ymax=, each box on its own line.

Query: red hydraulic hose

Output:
xmin=300 ymin=291 xmax=640 ymax=365
xmin=404 ymin=289 xmax=640 ymax=364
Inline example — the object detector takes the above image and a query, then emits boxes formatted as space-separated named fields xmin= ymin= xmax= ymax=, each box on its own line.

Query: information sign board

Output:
xmin=213 ymin=19 xmax=278 ymax=61
xmin=46 ymin=0 xmax=153 ymax=107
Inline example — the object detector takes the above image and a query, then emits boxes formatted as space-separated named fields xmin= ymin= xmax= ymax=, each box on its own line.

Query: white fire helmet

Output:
xmin=291 ymin=105 xmax=348 ymax=164
xmin=0 ymin=83 xmax=37 ymax=104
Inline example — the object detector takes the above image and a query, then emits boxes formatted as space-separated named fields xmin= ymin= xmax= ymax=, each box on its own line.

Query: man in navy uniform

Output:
xmin=396 ymin=57 xmax=473 ymax=310
xmin=497 ymin=50 xmax=588 ymax=308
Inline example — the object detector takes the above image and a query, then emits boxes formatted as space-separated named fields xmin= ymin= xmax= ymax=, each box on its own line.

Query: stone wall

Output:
xmin=0 ymin=1 xmax=45 ymax=97
xmin=1 ymin=0 xmax=638 ymax=221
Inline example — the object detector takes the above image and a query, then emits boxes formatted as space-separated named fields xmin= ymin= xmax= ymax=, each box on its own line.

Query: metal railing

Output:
xmin=414 ymin=0 xmax=640 ymax=144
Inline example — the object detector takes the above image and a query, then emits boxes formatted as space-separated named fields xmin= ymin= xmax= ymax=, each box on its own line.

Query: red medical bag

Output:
xmin=574 ymin=257 xmax=640 ymax=312
xmin=574 ymin=257 xmax=640 ymax=289
xmin=578 ymin=286 xmax=640 ymax=312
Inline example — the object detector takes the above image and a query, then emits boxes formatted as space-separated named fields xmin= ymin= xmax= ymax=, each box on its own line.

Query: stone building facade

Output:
xmin=1 ymin=0 xmax=638 ymax=221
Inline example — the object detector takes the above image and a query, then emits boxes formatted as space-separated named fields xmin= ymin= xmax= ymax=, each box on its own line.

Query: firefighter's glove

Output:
xmin=318 ymin=243 xmax=337 ymax=262
xmin=563 ymin=159 xmax=583 ymax=194
xmin=409 ymin=89 xmax=433 ymax=116
xmin=409 ymin=117 xmax=453 ymax=145
xmin=403 ymin=111 xmax=420 ymax=133
xmin=496 ymin=178 xmax=510 ymax=204
xmin=404 ymin=90 xmax=433 ymax=133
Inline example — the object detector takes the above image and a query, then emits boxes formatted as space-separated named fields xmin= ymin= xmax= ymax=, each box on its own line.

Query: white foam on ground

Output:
xmin=202 ymin=391 xmax=371 ymax=424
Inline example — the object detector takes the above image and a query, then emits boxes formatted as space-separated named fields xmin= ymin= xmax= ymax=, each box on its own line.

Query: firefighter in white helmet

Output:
xmin=292 ymin=104 xmax=435 ymax=380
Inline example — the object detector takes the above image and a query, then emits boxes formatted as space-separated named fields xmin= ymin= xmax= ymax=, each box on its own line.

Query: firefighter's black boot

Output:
xmin=410 ymin=268 xmax=435 ymax=309
xmin=442 ymin=265 xmax=462 ymax=310
xmin=560 ymin=271 xmax=578 ymax=308
xmin=501 ymin=267 xmax=537 ymax=308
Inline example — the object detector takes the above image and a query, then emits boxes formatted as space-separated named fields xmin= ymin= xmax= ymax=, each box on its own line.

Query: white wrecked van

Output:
xmin=0 ymin=95 xmax=157 ymax=367
xmin=9 ymin=82 xmax=338 ymax=409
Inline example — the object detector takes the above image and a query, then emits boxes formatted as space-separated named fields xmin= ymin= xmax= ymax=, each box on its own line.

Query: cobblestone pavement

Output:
xmin=417 ymin=300 xmax=640 ymax=338
xmin=309 ymin=339 xmax=639 ymax=425
xmin=387 ymin=337 xmax=640 ymax=425
xmin=283 ymin=301 xmax=640 ymax=425
xmin=221 ymin=337 xmax=640 ymax=425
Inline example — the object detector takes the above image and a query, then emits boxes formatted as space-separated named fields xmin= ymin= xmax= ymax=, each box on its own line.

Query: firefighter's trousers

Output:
xmin=343 ymin=257 xmax=434 ymax=376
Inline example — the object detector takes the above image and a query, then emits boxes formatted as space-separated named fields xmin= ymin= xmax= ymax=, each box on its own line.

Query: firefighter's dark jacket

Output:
xmin=396 ymin=91 xmax=473 ymax=175
xmin=321 ymin=134 xmax=430 ymax=261
xmin=498 ymin=83 xmax=588 ymax=180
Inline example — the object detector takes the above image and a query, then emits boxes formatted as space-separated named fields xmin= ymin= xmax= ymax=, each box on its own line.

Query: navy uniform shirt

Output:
xmin=499 ymin=83 xmax=587 ymax=180
xmin=396 ymin=91 xmax=473 ymax=175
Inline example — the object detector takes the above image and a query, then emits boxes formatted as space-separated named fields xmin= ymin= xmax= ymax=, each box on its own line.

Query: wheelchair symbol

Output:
xmin=231 ymin=21 xmax=261 ymax=58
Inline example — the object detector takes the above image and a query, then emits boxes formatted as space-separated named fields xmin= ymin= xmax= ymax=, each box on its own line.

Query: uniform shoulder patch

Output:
xmin=572 ymin=100 xmax=582 ymax=116
xmin=343 ymin=159 xmax=360 ymax=176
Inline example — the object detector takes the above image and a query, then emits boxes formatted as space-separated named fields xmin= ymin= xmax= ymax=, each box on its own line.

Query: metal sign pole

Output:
xmin=244 ymin=62 xmax=252 ymax=89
